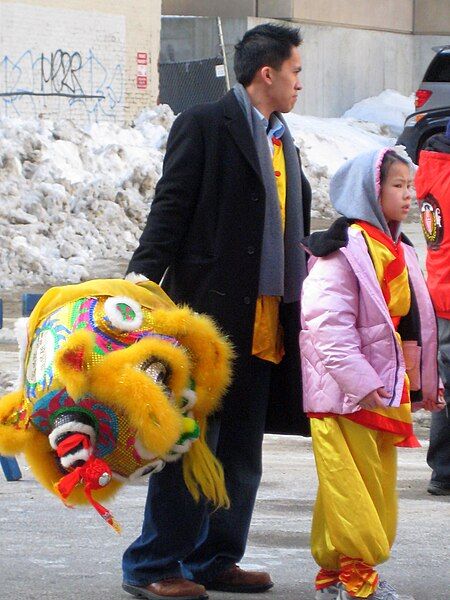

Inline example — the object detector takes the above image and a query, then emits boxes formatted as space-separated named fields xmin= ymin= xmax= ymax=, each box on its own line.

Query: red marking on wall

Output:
xmin=137 ymin=76 xmax=148 ymax=89
xmin=137 ymin=52 xmax=148 ymax=65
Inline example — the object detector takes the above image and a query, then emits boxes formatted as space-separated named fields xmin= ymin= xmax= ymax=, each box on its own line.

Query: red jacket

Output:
xmin=415 ymin=149 xmax=450 ymax=319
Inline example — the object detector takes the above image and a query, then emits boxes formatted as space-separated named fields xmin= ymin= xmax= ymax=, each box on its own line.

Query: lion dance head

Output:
xmin=0 ymin=279 xmax=233 ymax=532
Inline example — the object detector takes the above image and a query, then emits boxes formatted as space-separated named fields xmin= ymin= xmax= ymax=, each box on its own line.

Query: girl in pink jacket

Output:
xmin=300 ymin=148 xmax=444 ymax=600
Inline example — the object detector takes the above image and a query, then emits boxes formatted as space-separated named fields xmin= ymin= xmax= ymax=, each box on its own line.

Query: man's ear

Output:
xmin=260 ymin=65 xmax=272 ymax=84
xmin=54 ymin=330 xmax=95 ymax=400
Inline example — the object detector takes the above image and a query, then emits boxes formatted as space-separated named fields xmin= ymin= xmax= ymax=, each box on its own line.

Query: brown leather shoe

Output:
xmin=122 ymin=578 xmax=208 ymax=600
xmin=201 ymin=564 xmax=274 ymax=593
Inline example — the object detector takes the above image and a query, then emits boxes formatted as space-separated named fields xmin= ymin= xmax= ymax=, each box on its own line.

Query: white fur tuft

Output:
xmin=104 ymin=296 xmax=143 ymax=331
xmin=14 ymin=318 xmax=29 ymax=389
xmin=124 ymin=272 xmax=149 ymax=284
xmin=60 ymin=448 xmax=92 ymax=469
xmin=48 ymin=422 xmax=96 ymax=449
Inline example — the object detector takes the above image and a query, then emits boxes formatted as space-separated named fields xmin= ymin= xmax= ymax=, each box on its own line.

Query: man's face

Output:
xmin=268 ymin=46 xmax=302 ymax=113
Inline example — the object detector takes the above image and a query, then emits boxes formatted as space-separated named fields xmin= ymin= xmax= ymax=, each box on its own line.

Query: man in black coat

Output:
xmin=122 ymin=23 xmax=311 ymax=600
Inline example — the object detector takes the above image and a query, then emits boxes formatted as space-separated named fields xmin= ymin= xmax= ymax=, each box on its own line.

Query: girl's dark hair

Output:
xmin=380 ymin=150 xmax=410 ymax=184
xmin=234 ymin=23 xmax=302 ymax=87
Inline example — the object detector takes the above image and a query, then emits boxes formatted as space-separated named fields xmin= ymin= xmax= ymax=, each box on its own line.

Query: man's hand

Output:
xmin=423 ymin=389 xmax=447 ymax=412
xmin=358 ymin=387 xmax=390 ymax=409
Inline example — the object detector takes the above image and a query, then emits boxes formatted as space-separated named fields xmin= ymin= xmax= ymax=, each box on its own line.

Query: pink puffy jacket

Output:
xmin=300 ymin=227 xmax=439 ymax=414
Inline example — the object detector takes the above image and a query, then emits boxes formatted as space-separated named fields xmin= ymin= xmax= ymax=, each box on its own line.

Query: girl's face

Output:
xmin=380 ymin=161 xmax=413 ymax=223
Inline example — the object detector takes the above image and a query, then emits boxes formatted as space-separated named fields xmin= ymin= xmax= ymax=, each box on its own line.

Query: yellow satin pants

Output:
xmin=310 ymin=417 xmax=398 ymax=597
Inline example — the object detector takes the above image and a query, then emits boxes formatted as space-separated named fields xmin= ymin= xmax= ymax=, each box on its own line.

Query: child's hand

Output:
xmin=358 ymin=387 xmax=390 ymax=409
xmin=423 ymin=390 xmax=446 ymax=412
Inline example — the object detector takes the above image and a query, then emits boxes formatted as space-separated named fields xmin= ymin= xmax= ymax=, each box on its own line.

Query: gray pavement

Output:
xmin=1 ymin=435 xmax=449 ymax=599
xmin=0 ymin=221 xmax=449 ymax=599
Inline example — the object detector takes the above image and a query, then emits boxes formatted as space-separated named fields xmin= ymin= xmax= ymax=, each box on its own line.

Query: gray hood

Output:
xmin=330 ymin=147 xmax=404 ymax=239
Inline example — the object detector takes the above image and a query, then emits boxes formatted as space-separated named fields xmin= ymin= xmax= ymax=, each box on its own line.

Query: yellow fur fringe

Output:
xmin=89 ymin=361 xmax=184 ymax=457
xmin=0 ymin=390 xmax=31 ymax=454
xmin=182 ymin=417 xmax=229 ymax=508
xmin=149 ymin=307 xmax=234 ymax=417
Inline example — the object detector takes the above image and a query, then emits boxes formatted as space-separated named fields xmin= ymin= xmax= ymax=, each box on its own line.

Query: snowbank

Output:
xmin=0 ymin=106 xmax=175 ymax=289
xmin=342 ymin=89 xmax=414 ymax=137
xmin=0 ymin=90 xmax=412 ymax=289
xmin=0 ymin=369 xmax=14 ymax=393
xmin=287 ymin=115 xmax=395 ymax=218
xmin=286 ymin=90 xmax=414 ymax=218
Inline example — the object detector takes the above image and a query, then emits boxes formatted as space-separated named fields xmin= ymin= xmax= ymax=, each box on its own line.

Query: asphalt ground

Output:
xmin=1 ymin=435 xmax=449 ymax=599
xmin=0 ymin=221 xmax=449 ymax=599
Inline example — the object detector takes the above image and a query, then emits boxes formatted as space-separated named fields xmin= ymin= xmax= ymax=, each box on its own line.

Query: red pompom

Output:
xmin=54 ymin=455 xmax=120 ymax=533
xmin=80 ymin=457 xmax=112 ymax=490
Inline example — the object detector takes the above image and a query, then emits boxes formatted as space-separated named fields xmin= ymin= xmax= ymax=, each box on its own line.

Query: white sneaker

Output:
xmin=371 ymin=581 xmax=400 ymax=600
xmin=336 ymin=580 xmax=400 ymax=600
xmin=336 ymin=586 xmax=352 ymax=600
xmin=315 ymin=584 xmax=340 ymax=599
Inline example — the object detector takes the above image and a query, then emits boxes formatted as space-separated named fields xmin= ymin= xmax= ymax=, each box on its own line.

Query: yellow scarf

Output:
xmin=252 ymin=138 xmax=286 ymax=364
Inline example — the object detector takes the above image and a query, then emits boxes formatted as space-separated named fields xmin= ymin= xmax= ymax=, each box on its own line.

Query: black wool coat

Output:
xmin=128 ymin=90 xmax=312 ymax=435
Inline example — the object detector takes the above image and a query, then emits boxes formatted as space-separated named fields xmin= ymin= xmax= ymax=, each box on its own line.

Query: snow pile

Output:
xmin=342 ymin=89 xmax=414 ymax=137
xmin=0 ymin=105 xmax=175 ymax=289
xmin=287 ymin=115 xmax=395 ymax=218
xmin=285 ymin=90 xmax=415 ymax=218
xmin=0 ymin=90 xmax=414 ymax=288
xmin=0 ymin=368 xmax=15 ymax=394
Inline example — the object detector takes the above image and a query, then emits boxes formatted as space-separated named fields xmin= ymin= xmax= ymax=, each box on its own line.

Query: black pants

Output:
xmin=123 ymin=356 xmax=273 ymax=585
xmin=427 ymin=317 xmax=450 ymax=487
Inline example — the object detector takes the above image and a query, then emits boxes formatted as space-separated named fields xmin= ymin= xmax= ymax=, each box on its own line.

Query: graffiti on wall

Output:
xmin=0 ymin=49 xmax=124 ymax=121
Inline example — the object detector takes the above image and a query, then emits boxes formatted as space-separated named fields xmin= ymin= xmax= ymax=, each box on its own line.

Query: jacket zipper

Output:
xmin=342 ymin=237 xmax=402 ymax=407
xmin=390 ymin=331 xmax=400 ymax=406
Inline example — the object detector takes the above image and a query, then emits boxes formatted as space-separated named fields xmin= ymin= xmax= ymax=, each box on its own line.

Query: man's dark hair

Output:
xmin=234 ymin=23 xmax=302 ymax=87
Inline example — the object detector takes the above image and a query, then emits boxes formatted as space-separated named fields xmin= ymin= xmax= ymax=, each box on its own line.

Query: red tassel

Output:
xmin=54 ymin=455 xmax=121 ymax=534
xmin=54 ymin=467 xmax=83 ymax=503
xmin=84 ymin=483 xmax=122 ymax=534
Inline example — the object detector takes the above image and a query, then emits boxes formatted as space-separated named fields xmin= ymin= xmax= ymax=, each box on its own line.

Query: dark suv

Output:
xmin=397 ymin=46 xmax=450 ymax=162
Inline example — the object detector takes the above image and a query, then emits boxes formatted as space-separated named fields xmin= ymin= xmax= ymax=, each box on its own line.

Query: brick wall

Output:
xmin=0 ymin=0 xmax=161 ymax=124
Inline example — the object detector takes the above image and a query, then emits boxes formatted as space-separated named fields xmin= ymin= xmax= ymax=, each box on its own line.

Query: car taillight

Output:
xmin=415 ymin=89 xmax=432 ymax=109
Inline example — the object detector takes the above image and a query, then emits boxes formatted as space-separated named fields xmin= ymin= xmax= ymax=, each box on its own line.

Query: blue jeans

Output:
xmin=427 ymin=317 xmax=450 ymax=487
xmin=122 ymin=356 xmax=272 ymax=585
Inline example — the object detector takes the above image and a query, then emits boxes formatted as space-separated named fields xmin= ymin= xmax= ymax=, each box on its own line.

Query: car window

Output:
xmin=424 ymin=53 xmax=450 ymax=82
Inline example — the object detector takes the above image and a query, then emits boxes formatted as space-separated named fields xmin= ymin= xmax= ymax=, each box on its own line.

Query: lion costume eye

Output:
xmin=104 ymin=296 xmax=143 ymax=331
xmin=141 ymin=359 xmax=171 ymax=387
